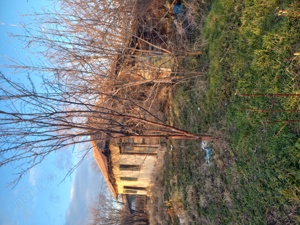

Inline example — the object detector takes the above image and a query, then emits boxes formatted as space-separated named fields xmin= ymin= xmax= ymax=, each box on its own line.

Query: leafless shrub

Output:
xmin=173 ymin=0 xmax=210 ymax=52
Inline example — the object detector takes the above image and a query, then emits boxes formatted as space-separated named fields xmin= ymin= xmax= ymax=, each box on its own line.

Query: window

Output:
xmin=120 ymin=177 xmax=138 ymax=181
xmin=118 ymin=138 xmax=160 ymax=155
xmin=124 ymin=190 xmax=137 ymax=194
xmin=119 ymin=164 xmax=140 ymax=171
xmin=120 ymin=143 xmax=159 ymax=155
xmin=124 ymin=186 xmax=146 ymax=191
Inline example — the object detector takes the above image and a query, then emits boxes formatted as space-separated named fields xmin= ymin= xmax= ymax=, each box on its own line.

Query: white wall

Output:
xmin=110 ymin=140 xmax=164 ymax=195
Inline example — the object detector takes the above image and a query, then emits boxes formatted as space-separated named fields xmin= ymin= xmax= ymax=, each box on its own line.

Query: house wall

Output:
xmin=118 ymin=55 xmax=173 ymax=81
xmin=110 ymin=138 xmax=166 ymax=196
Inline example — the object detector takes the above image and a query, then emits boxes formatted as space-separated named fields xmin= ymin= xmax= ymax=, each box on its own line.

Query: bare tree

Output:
xmin=0 ymin=0 xmax=213 ymax=185
xmin=88 ymin=192 xmax=148 ymax=225
xmin=0 ymin=70 xmax=213 ymax=183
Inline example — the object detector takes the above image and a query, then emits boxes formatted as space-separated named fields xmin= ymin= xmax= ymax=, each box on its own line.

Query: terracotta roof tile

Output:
xmin=91 ymin=140 xmax=118 ymax=199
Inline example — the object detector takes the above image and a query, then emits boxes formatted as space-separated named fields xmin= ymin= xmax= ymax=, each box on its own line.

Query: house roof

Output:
xmin=91 ymin=140 xmax=118 ymax=199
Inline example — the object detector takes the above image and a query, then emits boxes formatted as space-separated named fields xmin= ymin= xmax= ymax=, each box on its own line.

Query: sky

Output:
xmin=0 ymin=1 xmax=105 ymax=224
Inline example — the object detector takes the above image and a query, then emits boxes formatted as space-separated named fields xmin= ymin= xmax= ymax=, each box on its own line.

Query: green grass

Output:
xmin=164 ymin=0 xmax=300 ymax=224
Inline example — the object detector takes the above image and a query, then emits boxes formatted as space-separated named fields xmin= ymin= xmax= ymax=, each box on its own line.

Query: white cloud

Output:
xmin=28 ymin=167 xmax=39 ymax=187
xmin=0 ymin=208 xmax=21 ymax=225
xmin=53 ymin=149 xmax=73 ymax=171
xmin=64 ymin=153 xmax=104 ymax=225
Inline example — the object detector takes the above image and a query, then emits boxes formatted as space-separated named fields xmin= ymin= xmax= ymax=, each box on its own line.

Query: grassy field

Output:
xmin=155 ymin=0 xmax=300 ymax=224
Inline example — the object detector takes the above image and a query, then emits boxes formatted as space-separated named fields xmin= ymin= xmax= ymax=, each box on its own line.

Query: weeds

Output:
xmin=153 ymin=0 xmax=300 ymax=224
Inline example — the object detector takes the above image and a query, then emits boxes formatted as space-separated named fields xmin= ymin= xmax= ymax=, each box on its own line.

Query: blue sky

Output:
xmin=0 ymin=1 xmax=105 ymax=224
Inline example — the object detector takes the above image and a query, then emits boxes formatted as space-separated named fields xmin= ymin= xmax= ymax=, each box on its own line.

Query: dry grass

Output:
xmin=148 ymin=151 xmax=172 ymax=225
xmin=159 ymin=0 xmax=300 ymax=223
xmin=147 ymin=126 xmax=236 ymax=224
xmin=146 ymin=0 xmax=232 ymax=224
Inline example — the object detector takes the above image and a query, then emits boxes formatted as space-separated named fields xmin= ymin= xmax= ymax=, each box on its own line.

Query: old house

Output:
xmin=90 ymin=0 xmax=176 ymax=200
xmin=90 ymin=46 xmax=172 ymax=199
xmin=90 ymin=44 xmax=172 ymax=200
xmin=92 ymin=135 xmax=166 ymax=199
